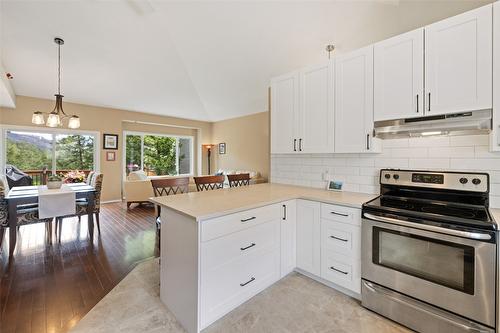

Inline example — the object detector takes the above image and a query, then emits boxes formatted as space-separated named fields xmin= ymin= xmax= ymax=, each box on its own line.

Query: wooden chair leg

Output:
xmin=95 ymin=213 xmax=101 ymax=234
xmin=126 ymin=202 xmax=132 ymax=209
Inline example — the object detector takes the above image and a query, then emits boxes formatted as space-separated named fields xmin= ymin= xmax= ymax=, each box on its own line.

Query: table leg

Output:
xmin=8 ymin=201 xmax=17 ymax=257
xmin=87 ymin=192 xmax=95 ymax=240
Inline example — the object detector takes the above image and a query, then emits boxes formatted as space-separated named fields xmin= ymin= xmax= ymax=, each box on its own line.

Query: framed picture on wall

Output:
xmin=106 ymin=151 xmax=116 ymax=161
xmin=103 ymin=134 xmax=118 ymax=150
xmin=218 ymin=142 xmax=226 ymax=154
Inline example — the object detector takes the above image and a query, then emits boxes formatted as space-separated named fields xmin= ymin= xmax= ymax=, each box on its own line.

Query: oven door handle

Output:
xmin=363 ymin=213 xmax=491 ymax=241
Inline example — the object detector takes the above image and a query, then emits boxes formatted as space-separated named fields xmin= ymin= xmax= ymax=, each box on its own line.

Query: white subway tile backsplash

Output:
xmin=271 ymin=135 xmax=500 ymax=208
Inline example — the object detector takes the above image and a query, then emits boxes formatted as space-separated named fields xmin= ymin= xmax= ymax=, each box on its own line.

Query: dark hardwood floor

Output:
xmin=0 ymin=203 xmax=159 ymax=333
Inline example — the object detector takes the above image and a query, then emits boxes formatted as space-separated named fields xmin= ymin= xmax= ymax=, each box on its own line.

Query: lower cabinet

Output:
xmin=200 ymin=217 xmax=281 ymax=328
xmin=296 ymin=200 xmax=321 ymax=276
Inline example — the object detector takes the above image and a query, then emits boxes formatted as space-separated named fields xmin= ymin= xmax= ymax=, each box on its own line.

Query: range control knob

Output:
xmin=472 ymin=178 xmax=482 ymax=185
xmin=393 ymin=174 xmax=400 ymax=180
xmin=459 ymin=177 xmax=468 ymax=184
xmin=384 ymin=174 xmax=391 ymax=179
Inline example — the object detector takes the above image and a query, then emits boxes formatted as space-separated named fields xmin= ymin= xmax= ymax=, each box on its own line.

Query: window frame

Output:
xmin=0 ymin=124 xmax=100 ymax=175
xmin=123 ymin=130 xmax=194 ymax=179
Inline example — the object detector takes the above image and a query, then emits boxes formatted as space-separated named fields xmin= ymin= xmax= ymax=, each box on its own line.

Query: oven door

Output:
xmin=362 ymin=213 xmax=496 ymax=327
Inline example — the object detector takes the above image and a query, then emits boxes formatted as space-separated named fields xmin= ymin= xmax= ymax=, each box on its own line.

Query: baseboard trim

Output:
xmin=101 ymin=199 xmax=122 ymax=204
xmin=294 ymin=268 xmax=361 ymax=301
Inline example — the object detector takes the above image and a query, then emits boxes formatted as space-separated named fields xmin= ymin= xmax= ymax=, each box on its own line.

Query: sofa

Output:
xmin=215 ymin=169 xmax=267 ymax=187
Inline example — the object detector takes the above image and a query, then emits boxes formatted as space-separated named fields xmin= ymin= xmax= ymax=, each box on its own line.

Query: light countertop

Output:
xmin=490 ymin=208 xmax=500 ymax=223
xmin=149 ymin=183 xmax=376 ymax=221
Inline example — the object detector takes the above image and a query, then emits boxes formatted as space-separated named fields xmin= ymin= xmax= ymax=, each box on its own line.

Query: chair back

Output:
xmin=86 ymin=171 xmax=95 ymax=185
xmin=151 ymin=177 xmax=189 ymax=197
xmin=194 ymin=175 xmax=225 ymax=192
xmin=0 ymin=177 xmax=7 ymax=227
xmin=227 ymin=173 xmax=250 ymax=188
xmin=90 ymin=173 xmax=104 ymax=211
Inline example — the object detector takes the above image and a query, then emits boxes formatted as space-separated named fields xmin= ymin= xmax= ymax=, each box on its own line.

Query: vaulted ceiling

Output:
xmin=0 ymin=0 xmax=491 ymax=122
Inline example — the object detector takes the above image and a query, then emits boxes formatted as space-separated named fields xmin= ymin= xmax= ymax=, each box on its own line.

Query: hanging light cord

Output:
xmin=57 ymin=41 xmax=61 ymax=95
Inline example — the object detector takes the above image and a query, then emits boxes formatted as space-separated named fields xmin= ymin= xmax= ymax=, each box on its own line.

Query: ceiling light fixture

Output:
xmin=32 ymin=37 xmax=80 ymax=129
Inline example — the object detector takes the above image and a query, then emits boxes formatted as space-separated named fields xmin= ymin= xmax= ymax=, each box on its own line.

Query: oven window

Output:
xmin=373 ymin=227 xmax=474 ymax=294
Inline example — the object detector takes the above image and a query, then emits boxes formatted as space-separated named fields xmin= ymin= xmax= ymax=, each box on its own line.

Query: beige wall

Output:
xmin=0 ymin=96 xmax=213 ymax=202
xmin=212 ymin=112 xmax=269 ymax=180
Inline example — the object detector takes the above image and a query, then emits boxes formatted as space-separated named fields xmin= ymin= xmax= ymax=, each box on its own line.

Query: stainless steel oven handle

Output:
xmin=363 ymin=213 xmax=491 ymax=241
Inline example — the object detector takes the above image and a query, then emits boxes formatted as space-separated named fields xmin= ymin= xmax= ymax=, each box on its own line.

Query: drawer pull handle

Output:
xmin=241 ymin=217 xmax=256 ymax=223
xmin=240 ymin=277 xmax=255 ymax=287
xmin=330 ymin=235 xmax=348 ymax=242
xmin=331 ymin=211 xmax=349 ymax=217
xmin=240 ymin=243 xmax=256 ymax=251
xmin=330 ymin=266 xmax=348 ymax=275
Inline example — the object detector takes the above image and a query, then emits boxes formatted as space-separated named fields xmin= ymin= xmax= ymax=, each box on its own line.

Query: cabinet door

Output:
xmin=271 ymin=72 xmax=299 ymax=153
xmin=298 ymin=62 xmax=334 ymax=153
xmin=296 ymin=200 xmax=321 ymax=276
xmin=280 ymin=200 xmax=296 ymax=277
xmin=374 ymin=29 xmax=424 ymax=121
xmin=335 ymin=46 xmax=375 ymax=153
xmin=491 ymin=2 xmax=500 ymax=151
xmin=425 ymin=4 xmax=492 ymax=115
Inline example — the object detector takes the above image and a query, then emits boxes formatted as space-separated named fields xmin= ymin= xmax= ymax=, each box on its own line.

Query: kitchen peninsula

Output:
xmin=150 ymin=183 xmax=375 ymax=333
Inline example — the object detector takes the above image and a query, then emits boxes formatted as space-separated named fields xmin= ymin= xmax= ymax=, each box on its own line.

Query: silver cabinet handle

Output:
xmin=240 ymin=277 xmax=255 ymax=287
xmin=331 ymin=211 xmax=349 ymax=217
xmin=240 ymin=217 xmax=256 ymax=223
xmin=330 ymin=235 xmax=348 ymax=242
xmin=330 ymin=266 xmax=348 ymax=275
xmin=363 ymin=212 xmax=491 ymax=240
xmin=240 ymin=243 xmax=256 ymax=251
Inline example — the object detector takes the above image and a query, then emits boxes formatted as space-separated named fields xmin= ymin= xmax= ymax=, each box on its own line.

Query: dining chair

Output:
xmin=151 ymin=177 xmax=189 ymax=231
xmin=194 ymin=175 xmax=225 ymax=192
xmin=85 ymin=171 xmax=95 ymax=185
xmin=55 ymin=173 xmax=103 ymax=236
xmin=227 ymin=173 xmax=250 ymax=188
xmin=0 ymin=177 xmax=53 ymax=251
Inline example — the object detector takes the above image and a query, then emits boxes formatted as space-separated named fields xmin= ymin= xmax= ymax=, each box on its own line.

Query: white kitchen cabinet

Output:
xmin=491 ymin=1 xmax=500 ymax=152
xmin=271 ymin=62 xmax=334 ymax=154
xmin=425 ymin=4 xmax=492 ymax=116
xmin=299 ymin=62 xmax=335 ymax=153
xmin=335 ymin=46 xmax=380 ymax=153
xmin=270 ymin=71 xmax=299 ymax=154
xmin=374 ymin=28 xmax=424 ymax=121
xmin=296 ymin=200 xmax=321 ymax=276
xmin=280 ymin=200 xmax=297 ymax=277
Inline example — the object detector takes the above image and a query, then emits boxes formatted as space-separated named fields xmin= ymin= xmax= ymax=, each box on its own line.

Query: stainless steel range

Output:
xmin=361 ymin=169 xmax=497 ymax=333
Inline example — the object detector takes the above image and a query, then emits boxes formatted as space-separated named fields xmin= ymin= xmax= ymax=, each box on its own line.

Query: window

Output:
xmin=124 ymin=132 xmax=193 ymax=177
xmin=3 ymin=128 xmax=98 ymax=185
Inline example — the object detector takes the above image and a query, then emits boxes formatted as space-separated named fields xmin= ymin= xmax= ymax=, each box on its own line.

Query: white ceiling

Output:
xmin=0 ymin=0 xmax=491 ymax=122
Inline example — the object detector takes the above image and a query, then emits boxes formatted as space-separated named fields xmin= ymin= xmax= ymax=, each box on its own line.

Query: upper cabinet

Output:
xmin=374 ymin=4 xmax=493 ymax=121
xmin=299 ymin=63 xmax=335 ymax=154
xmin=335 ymin=46 xmax=380 ymax=153
xmin=491 ymin=1 xmax=500 ymax=152
xmin=270 ymin=72 xmax=299 ymax=154
xmin=374 ymin=29 xmax=424 ymax=121
xmin=425 ymin=5 xmax=492 ymax=115
xmin=270 ymin=62 xmax=334 ymax=154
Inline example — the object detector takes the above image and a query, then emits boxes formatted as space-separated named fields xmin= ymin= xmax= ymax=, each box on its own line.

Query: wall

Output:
xmin=271 ymin=135 xmax=500 ymax=208
xmin=212 ymin=112 xmax=269 ymax=180
xmin=0 ymin=96 xmax=213 ymax=202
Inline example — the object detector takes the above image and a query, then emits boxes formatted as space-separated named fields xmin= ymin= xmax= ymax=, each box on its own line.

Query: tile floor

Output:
xmin=70 ymin=259 xmax=410 ymax=333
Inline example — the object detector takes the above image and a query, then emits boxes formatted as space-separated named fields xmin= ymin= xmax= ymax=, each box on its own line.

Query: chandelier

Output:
xmin=32 ymin=37 xmax=80 ymax=129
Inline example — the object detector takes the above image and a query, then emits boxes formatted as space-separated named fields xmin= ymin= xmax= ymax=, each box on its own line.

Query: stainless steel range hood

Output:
xmin=374 ymin=110 xmax=492 ymax=139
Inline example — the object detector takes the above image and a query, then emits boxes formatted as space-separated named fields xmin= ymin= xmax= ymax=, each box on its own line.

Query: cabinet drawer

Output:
xmin=201 ymin=204 xmax=281 ymax=242
xmin=321 ymin=250 xmax=361 ymax=294
xmin=201 ymin=219 xmax=280 ymax=269
xmin=320 ymin=203 xmax=361 ymax=226
xmin=321 ymin=219 xmax=360 ymax=258
xmin=200 ymin=247 xmax=281 ymax=328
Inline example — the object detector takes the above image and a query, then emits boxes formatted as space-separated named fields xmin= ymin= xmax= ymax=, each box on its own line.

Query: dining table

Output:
xmin=5 ymin=182 xmax=96 ymax=256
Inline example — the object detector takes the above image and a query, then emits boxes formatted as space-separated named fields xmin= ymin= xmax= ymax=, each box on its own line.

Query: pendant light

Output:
xmin=32 ymin=37 xmax=80 ymax=129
